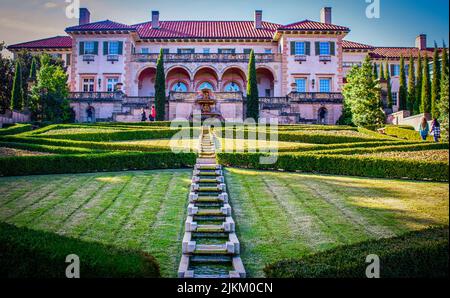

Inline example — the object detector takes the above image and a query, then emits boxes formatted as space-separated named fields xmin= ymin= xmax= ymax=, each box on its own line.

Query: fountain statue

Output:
xmin=193 ymin=89 xmax=224 ymax=122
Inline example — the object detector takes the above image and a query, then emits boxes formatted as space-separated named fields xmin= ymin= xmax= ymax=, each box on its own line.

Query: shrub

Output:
xmin=0 ymin=223 xmax=160 ymax=278
xmin=385 ymin=126 xmax=434 ymax=141
xmin=357 ymin=127 xmax=399 ymax=140
xmin=279 ymin=140 xmax=416 ymax=153
xmin=0 ymin=141 xmax=101 ymax=154
xmin=264 ymin=227 xmax=449 ymax=278
xmin=0 ymin=151 xmax=196 ymax=176
xmin=0 ymin=124 xmax=32 ymax=136
xmin=217 ymin=152 xmax=449 ymax=181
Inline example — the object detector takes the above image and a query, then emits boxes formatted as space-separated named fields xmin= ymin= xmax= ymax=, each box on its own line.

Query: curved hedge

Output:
xmin=311 ymin=142 xmax=449 ymax=155
xmin=217 ymin=152 xmax=449 ymax=181
xmin=0 ymin=223 xmax=160 ymax=278
xmin=385 ymin=126 xmax=434 ymax=141
xmin=264 ymin=227 xmax=449 ymax=278
xmin=0 ymin=124 xmax=33 ymax=136
xmin=0 ymin=141 xmax=102 ymax=154
xmin=0 ymin=151 xmax=196 ymax=176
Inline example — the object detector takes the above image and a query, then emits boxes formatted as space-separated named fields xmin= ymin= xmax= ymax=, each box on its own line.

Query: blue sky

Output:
xmin=0 ymin=0 xmax=448 ymax=50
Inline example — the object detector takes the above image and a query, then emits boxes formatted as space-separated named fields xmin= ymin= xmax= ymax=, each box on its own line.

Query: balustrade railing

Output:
xmin=132 ymin=53 xmax=282 ymax=63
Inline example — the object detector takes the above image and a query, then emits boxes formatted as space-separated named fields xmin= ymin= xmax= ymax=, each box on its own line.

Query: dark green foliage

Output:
xmin=0 ymin=223 xmax=160 ymax=278
xmin=0 ymin=141 xmax=101 ymax=154
xmin=438 ymin=46 xmax=449 ymax=142
xmin=379 ymin=63 xmax=385 ymax=80
xmin=154 ymin=49 xmax=166 ymax=121
xmin=0 ymin=124 xmax=32 ymax=136
xmin=246 ymin=50 xmax=259 ymax=120
xmin=10 ymin=60 xmax=24 ymax=111
xmin=0 ymin=42 xmax=14 ymax=113
xmin=0 ymin=151 xmax=196 ymax=177
xmin=407 ymin=55 xmax=416 ymax=114
xmin=217 ymin=152 xmax=449 ymax=181
xmin=431 ymin=44 xmax=441 ymax=118
xmin=398 ymin=55 xmax=407 ymax=111
xmin=385 ymin=61 xmax=393 ymax=109
xmin=421 ymin=54 xmax=431 ymax=113
xmin=264 ymin=227 xmax=448 ymax=278
xmin=385 ymin=126 xmax=434 ymax=141
xmin=312 ymin=142 xmax=448 ymax=155
xmin=373 ymin=62 xmax=378 ymax=79
xmin=29 ymin=57 xmax=37 ymax=81
xmin=414 ymin=53 xmax=423 ymax=114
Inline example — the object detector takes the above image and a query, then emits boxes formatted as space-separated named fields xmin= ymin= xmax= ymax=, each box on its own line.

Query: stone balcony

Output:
xmin=131 ymin=53 xmax=282 ymax=63
xmin=260 ymin=92 xmax=343 ymax=108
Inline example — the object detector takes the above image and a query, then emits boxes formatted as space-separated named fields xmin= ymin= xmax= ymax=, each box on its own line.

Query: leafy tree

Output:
xmin=246 ymin=49 xmax=259 ymax=120
xmin=380 ymin=63 xmax=385 ymax=80
xmin=385 ymin=61 xmax=393 ymax=109
xmin=342 ymin=56 xmax=384 ymax=126
xmin=0 ymin=42 xmax=14 ymax=113
xmin=10 ymin=61 xmax=24 ymax=111
xmin=154 ymin=49 xmax=166 ymax=121
xmin=420 ymin=53 xmax=431 ymax=113
xmin=438 ymin=46 xmax=449 ymax=142
xmin=414 ymin=52 xmax=422 ymax=114
xmin=407 ymin=55 xmax=416 ymax=114
xmin=30 ymin=54 xmax=72 ymax=122
xmin=398 ymin=55 xmax=407 ymax=111
xmin=431 ymin=44 xmax=441 ymax=118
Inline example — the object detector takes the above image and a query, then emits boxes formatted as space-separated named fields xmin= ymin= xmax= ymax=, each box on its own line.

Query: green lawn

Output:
xmin=0 ymin=169 xmax=191 ymax=277
xmin=224 ymin=168 xmax=449 ymax=277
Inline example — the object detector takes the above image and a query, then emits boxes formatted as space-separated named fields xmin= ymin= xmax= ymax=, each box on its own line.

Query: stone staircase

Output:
xmin=178 ymin=127 xmax=246 ymax=278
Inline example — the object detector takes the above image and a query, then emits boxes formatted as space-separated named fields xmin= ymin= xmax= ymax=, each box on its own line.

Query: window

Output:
xmin=218 ymin=49 xmax=235 ymax=54
xmin=224 ymin=82 xmax=240 ymax=92
xmin=178 ymin=48 xmax=194 ymax=54
xmin=108 ymin=41 xmax=119 ymax=55
xmin=319 ymin=42 xmax=330 ymax=55
xmin=392 ymin=65 xmax=400 ymax=76
xmin=265 ymin=89 xmax=271 ymax=97
xmin=84 ymin=42 xmax=95 ymax=55
xmin=162 ymin=48 xmax=170 ymax=54
xmin=295 ymin=42 xmax=306 ymax=55
xmin=141 ymin=48 xmax=149 ymax=54
xmin=172 ymin=82 xmax=188 ymax=92
xmin=106 ymin=78 xmax=119 ymax=92
xmin=83 ymin=78 xmax=95 ymax=92
xmin=203 ymin=48 xmax=210 ymax=54
xmin=295 ymin=78 xmax=306 ymax=92
xmin=319 ymin=78 xmax=331 ymax=92
xmin=392 ymin=92 xmax=398 ymax=105
xmin=198 ymin=82 xmax=214 ymax=91
xmin=243 ymin=49 xmax=252 ymax=54
xmin=264 ymin=48 xmax=273 ymax=54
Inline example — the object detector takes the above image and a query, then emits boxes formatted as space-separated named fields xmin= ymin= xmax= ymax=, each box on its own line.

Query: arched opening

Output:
xmin=256 ymin=67 xmax=275 ymax=97
xmin=194 ymin=67 xmax=219 ymax=91
xmin=138 ymin=67 xmax=156 ymax=97
xmin=167 ymin=67 xmax=191 ymax=92
xmin=318 ymin=107 xmax=328 ymax=124
xmin=221 ymin=67 xmax=246 ymax=92
xmin=86 ymin=105 xmax=95 ymax=123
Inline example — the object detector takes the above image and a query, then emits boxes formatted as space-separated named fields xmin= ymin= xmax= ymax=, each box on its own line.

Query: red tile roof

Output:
xmin=135 ymin=21 xmax=280 ymax=39
xmin=342 ymin=40 xmax=374 ymax=50
xmin=279 ymin=20 xmax=349 ymax=32
xmin=369 ymin=47 xmax=437 ymax=59
xmin=8 ymin=36 xmax=72 ymax=50
xmin=66 ymin=20 xmax=136 ymax=32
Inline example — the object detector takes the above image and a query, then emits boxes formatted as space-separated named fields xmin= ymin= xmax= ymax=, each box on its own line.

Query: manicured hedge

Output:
xmin=278 ymin=140 xmax=416 ymax=153
xmin=311 ymin=142 xmax=449 ymax=155
xmin=0 ymin=223 xmax=160 ymax=278
xmin=0 ymin=141 xmax=102 ymax=154
xmin=0 ymin=124 xmax=33 ymax=136
xmin=385 ymin=126 xmax=434 ymax=141
xmin=357 ymin=127 xmax=400 ymax=140
xmin=217 ymin=152 xmax=449 ymax=181
xmin=0 ymin=151 xmax=196 ymax=176
xmin=264 ymin=227 xmax=449 ymax=278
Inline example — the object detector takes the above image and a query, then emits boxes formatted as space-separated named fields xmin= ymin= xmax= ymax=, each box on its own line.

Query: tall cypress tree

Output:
xmin=380 ymin=63 xmax=385 ymax=80
xmin=372 ymin=63 xmax=378 ymax=80
xmin=407 ymin=55 xmax=416 ymax=114
xmin=398 ymin=55 xmax=407 ymax=111
xmin=385 ymin=61 xmax=393 ymax=109
xmin=246 ymin=49 xmax=259 ymax=120
xmin=29 ymin=57 xmax=37 ymax=81
xmin=421 ymin=53 xmax=431 ymax=113
xmin=414 ymin=52 xmax=423 ymax=114
xmin=431 ymin=44 xmax=441 ymax=118
xmin=154 ymin=48 xmax=166 ymax=121
xmin=442 ymin=42 xmax=449 ymax=84
xmin=10 ymin=61 xmax=24 ymax=111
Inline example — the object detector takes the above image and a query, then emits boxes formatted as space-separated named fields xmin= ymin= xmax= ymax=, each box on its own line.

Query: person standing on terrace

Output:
xmin=419 ymin=117 xmax=430 ymax=141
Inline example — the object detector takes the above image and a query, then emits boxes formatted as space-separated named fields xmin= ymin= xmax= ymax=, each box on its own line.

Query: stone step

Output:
xmin=196 ymin=224 xmax=225 ymax=233
xmin=190 ymin=255 xmax=231 ymax=263
xmin=196 ymin=158 xmax=217 ymax=165
xmin=194 ymin=244 xmax=228 ymax=254
xmin=195 ymin=164 xmax=221 ymax=171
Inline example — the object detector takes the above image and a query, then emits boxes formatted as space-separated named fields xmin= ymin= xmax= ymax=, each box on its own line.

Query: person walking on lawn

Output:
xmin=141 ymin=108 xmax=147 ymax=122
xmin=150 ymin=105 xmax=156 ymax=122
xmin=430 ymin=118 xmax=441 ymax=142
xmin=418 ymin=117 xmax=430 ymax=141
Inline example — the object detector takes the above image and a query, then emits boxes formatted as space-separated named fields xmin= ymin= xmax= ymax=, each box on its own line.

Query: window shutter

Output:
xmin=305 ymin=42 xmax=311 ymax=55
xmin=103 ymin=42 xmax=108 ymax=55
xmin=93 ymin=42 xmax=99 ymax=55
xmin=79 ymin=42 xmax=85 ymax=55
xmin=315 ymin=42 xmax=320 ymax=56
xmin=118 ymin=41 xmax=123 ymax=55
xmin=330 ymin=42 xmax=335 ymax=55
xmin=290 ymin=42 xmax=296 ymax=55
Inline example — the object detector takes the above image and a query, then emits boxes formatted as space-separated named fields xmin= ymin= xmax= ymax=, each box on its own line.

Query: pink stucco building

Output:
xmin=8 ymin=7 xmax=439 ymax=124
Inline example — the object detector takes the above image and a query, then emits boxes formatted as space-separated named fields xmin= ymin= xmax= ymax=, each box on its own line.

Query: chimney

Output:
xmin=254 ymin=10 xmax=263 ymax=29
xmin=152 ymin=11 xmax=160 ymax=29
xmin=320 ymin=7 xmax=332 ymax=24
xmin=416 ymin=34 xmax=427 ymax=50
xmin=79 ymin=8 xmax=91 ymax=25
